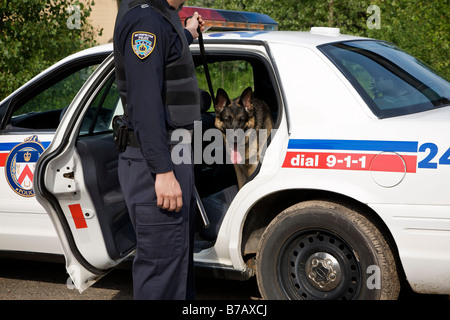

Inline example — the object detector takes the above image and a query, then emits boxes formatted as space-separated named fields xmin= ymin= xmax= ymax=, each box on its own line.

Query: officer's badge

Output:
xmin=5 ymin=135 xmax=45 ymax=197
xmin=132 ymin=31 xmax=156 ymax=59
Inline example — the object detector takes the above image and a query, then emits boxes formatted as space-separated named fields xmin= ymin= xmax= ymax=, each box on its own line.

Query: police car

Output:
xmin=0 ymin=7 xmax=449 ymax=300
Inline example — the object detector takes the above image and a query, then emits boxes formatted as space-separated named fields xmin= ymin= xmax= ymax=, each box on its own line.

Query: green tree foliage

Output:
xmin=366 ymin=0 xmax=449 ymax=77
xmin=188 ymin=0 xmax=449 ymax=78
xmin=0 ymin=0 xmax=98 ymax=101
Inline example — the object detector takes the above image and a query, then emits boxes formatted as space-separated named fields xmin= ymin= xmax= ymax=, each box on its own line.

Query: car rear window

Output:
xmin=319 ymin=40 xmax=450 ymax=118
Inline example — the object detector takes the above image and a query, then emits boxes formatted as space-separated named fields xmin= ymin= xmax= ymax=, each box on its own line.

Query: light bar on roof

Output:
xmin=179 ymin=6 xmax=278 ymax=31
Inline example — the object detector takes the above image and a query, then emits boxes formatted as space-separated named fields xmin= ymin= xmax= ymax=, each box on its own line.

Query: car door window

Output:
xmin=79 ymin=74 xmax=122 ymax=136
xmin=196 ymin=60 xmax=254 ymax=111
xmin=6 ymin=64 xmax=99 ymax=130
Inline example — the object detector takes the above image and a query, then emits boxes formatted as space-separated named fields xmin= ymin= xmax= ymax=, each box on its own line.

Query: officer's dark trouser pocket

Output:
xmin=135 ymin=204 xmax=183 ymax=260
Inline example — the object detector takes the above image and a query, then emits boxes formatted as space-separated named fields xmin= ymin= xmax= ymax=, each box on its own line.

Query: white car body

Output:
xmin=0 ymin=44 xmax=112 ymax=255
xmin=1 ymin=28 xmax=449 ymax=298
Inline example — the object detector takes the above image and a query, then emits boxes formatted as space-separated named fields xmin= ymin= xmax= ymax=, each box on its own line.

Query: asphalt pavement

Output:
xmin=0 ymin=257 xmax=447 ymax=301
xmin=0 ymin=257 xmax=260 ymax=300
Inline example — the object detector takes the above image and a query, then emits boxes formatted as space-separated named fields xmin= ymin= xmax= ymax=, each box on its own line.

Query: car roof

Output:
xmin=29 ymin=43 xmax=113 ymax=74
xmin=203 ymin=29 xmax=367 ymax=48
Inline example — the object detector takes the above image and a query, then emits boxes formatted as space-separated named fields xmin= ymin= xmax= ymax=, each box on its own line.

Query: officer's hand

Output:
xmin=155 ymin=171 xmax=183 ymax=212
xmin=185 ymin=12 xmax=205 ymax=39
xmin=197 ymin=13 xmax=205 ymax=32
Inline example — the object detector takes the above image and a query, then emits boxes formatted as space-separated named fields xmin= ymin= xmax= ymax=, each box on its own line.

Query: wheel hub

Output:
xmin=280 ymin=229 xmax=362 ymax=299
xmin=305 ymin=252 xmax=341 ymax=291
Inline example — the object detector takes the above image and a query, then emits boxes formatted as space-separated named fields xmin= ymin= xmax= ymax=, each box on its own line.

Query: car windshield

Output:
xmin=319 ymin=40 xmax=450 ymax=118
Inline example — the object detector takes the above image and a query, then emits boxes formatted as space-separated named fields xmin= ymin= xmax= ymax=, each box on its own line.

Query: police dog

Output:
xmin=214 ymin=87 xmax=273 ymax=188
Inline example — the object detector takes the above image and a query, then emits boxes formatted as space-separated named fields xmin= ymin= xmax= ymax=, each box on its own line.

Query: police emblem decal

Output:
xmin=132 ymin=31 xmax=156 ymax=59
xmin=5 ymin=135 xmax=45 ymax=197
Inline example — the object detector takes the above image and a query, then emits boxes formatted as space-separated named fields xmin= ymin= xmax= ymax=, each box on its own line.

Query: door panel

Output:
xmin=77 ymin=134 xmax=135 ymax=260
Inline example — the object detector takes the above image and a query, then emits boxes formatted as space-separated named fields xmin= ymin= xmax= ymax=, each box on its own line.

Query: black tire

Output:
xmin=256 ymin=200 xmax=400 ymax=300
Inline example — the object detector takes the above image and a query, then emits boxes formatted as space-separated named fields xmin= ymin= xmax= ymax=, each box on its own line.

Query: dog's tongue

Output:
xmin=230 ymin=146 xmax=242 ymax=164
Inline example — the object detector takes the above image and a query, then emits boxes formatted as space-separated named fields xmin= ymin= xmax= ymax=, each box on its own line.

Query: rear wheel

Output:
xmin=256 ymin=200 xmax=400 ymax=300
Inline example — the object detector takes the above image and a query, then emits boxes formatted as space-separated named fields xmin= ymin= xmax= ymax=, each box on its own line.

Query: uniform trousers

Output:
xmin=118 ymin=146 xmax=195 ymax=300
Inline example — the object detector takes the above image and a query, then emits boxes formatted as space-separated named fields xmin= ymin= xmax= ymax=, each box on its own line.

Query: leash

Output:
xmin=197 ymin=25 xmax=215 ymax=103
xmin=194 ymin=22 xmax=212 ymax=229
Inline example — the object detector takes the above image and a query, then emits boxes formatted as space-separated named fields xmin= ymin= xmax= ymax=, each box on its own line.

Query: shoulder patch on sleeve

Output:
xmin=131 ymin=31 xmax=156 ymax=59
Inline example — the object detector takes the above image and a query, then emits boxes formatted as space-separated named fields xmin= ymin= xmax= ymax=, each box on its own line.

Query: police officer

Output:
xmin=113 ymin=0 xmax=204 ymax=299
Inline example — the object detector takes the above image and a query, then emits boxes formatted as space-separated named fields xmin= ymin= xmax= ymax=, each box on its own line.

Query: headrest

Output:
xmin=199 ymin=89 xmax=212 ymax=113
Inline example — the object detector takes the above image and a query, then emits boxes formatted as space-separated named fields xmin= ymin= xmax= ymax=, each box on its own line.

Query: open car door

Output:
xmin=34 ymin=53 xmax=136 ymax=292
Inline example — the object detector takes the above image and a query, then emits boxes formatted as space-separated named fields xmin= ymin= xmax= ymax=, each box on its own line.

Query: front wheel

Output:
xmin=256 ymin=200 xmax=400 ymax=300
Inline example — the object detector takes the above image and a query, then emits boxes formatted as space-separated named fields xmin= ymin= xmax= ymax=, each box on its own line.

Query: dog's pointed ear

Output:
xmin=214 ymin=88 xmax=229 ymax=114
xmin=240 ymin=87 xmax=254 ymax=112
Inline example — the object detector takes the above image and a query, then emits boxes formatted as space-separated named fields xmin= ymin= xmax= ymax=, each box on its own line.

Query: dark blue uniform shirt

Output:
xmin=114 ymin=3 xmax=193 ymax=174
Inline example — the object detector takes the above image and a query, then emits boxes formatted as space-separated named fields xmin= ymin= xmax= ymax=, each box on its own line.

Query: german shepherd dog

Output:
xmin=214 ymin=87 xmax=273 ymax=188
